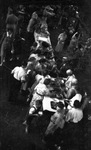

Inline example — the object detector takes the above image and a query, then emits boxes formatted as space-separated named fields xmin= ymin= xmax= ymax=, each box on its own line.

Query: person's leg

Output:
xmin=24 ymin=106 xmax=36 ymax=133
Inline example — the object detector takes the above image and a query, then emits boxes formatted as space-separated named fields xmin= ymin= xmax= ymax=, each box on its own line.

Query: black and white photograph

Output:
xmin=0 ymin=0 xmax=91 ymax=150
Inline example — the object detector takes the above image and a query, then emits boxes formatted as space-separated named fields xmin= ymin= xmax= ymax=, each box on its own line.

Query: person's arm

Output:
xmin=27 ymin=18 xmax=36 ymax=32
xmin=28 ymin=77 xmax=42 ymax=96
xmin=63 ymin=77 xmax=67 ymax=81
xmin=11 ymin=67 xmax=16 ymax=74
xmin=11 ymin=69 xmax=14 ymax=74
xmin=27 ymin=80 xmax=40 ymax=102
xmin=50 ymin=113 xmax=56 ymax=123
xmin=66 ymin=88 xmax=76 ymax=99
xmin=65 ymin=111 xmax=73 ymax=122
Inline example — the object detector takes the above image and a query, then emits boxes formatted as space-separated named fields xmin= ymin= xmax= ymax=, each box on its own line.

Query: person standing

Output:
xmin=0 ymin=7 xmax=18 ymax=65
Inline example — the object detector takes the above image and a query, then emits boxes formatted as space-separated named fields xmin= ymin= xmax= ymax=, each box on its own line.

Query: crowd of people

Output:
xmin=0 ymin=3 xmax=90 ymax=150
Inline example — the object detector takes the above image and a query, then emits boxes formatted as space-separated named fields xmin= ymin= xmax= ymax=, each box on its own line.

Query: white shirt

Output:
xmin=34 ymin=82 xmax=49 ymax=95
xmin=35 ymin=74 xmax=45 ymax=83
xmin=11 ymin=66 xmax=26 ymax=81
xmin=66 ymin=108 xmax=83 ymax=123
xmin=31 ymin=83 xmax=50 ymax=103
xmin=67 ymin=93 xmax=82 ymax=110
xmin=65 ymin=75 xmax=76 ymax=89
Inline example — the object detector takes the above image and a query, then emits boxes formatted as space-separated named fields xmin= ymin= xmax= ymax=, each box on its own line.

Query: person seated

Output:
xmin=24 ymin=78 xmax=55 ymax=133
xmin=66 ymin=100 xmax=83 ymax=123
xmin=64 ymin=77 xmax=78 ymax=100
xmin=67 ymin=92 xmax=82 ymax=110
xmin=63 ymin=69 xmax=78 ymax=90
xmin=29 ymin=79 xmax=51 ymax=113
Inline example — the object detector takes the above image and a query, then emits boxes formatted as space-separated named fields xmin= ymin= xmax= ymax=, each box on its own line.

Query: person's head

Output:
xmin=66 ymin=69 xmax=73 ymax=76
xmin=44 ymin=69 xmax=49 ymax=76
xmin=44 ymin=78 xmax=54 ymax=90
xmin=44 ymin=78 xmax=52 ymax=85
xmin=8 ymin=7 xmax=13 ymax=15
xmin=28 ymin=56 xmax=36 ymax=62
xmin=58 ymin=32 xmax=67 ymax=42
xmin=57 ymin=102 xmax=64 ymax=111
xmin=62 ymin=57 xmax=68 ymax=62
xmin=74 ymin=100 xmax=81 ymax=108
xmin=39 ymin=58 xmax=47 ymax=63
xmin=35 ymin=62 xmax=42 ymax=73
xmin=71 ymin=78 xmax=78 ymax=87
xmin=32 ymin=11 xmax=38 ymax=19
xmin=56 ymin=78 xmax=65 ymax=87
xmin=21 ymin=60 xmax=27 ymax=68
xmin=68 ymin=26 xmax=75 ymax=35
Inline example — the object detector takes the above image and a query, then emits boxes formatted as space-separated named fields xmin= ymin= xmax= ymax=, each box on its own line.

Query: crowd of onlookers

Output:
xmin=0 ymin=3 xmax=90 ymax=150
